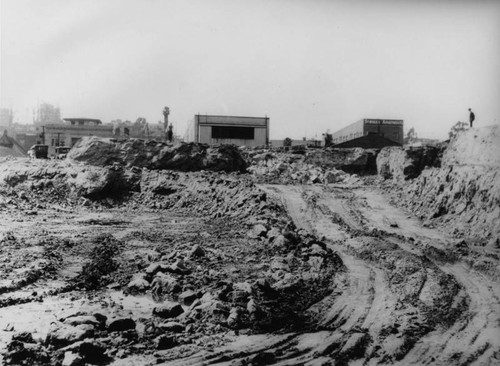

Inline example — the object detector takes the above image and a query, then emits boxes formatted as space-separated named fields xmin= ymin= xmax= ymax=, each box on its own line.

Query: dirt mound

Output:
xmin=376 ymin=145 xmax=444 ymax=180
xmin=244 ymin=147 xmax=379 ymax=184
xmin=0 ymin=159 xmax=267 ymax=218
xmin=299 ymin=147 xmax=378 ymax=175
xmin=306 ymin=148 xmax=378 ymax=174
xmin=383 ymin=126 xmax=500 ymax=245
xmin=68 ymin=137 xmax=247 ymax=173
xmin=443 ymin=125 xmax=500 ymax=167
xmin=0 ymin=159 xmax=138 ymax=205
xmin=247 ymin=151 xmax=357 ymax=185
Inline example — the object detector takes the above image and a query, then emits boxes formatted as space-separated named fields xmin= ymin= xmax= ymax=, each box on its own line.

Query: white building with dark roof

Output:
xmin=194 ymin=115 xmax=269 ymax=147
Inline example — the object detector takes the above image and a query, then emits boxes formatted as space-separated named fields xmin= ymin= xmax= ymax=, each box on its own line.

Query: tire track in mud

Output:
xmin=405 ymin=263 xmax=500 ymax=365
xmin=268 ymin=185 xmax=402 ymax=363
xmin=262 ymin=184 xmax=499 ymax=365
xmin=160 ymin=184 xmax=498 ymax=365
xmin=160 ymin=186 xmax=395 ymax=366
xmin=350 ymin=188 xmax=500 ymax=365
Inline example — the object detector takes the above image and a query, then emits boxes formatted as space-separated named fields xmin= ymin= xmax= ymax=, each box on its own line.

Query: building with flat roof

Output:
xmin=38 ymin=118 xmax=115 ymax=156
xmin=331 ymin=119 xmax=404 ymax=146
xmin=194 ymin=115 xmax=269 ymax=147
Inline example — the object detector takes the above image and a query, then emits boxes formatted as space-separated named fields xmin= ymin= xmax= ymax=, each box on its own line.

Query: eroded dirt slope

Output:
xmin=379 ymin=126 xmax=500 ymax=251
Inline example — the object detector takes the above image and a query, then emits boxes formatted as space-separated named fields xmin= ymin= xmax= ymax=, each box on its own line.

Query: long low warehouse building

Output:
xmin=332 ymin=119 xmax=404 ymax=146
xmin=194 ymin=115 xmax=269 ymax=147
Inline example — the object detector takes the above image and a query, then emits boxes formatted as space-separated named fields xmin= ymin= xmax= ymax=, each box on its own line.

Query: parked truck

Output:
xmin=28 ymin=144 xmax=49 ymax=159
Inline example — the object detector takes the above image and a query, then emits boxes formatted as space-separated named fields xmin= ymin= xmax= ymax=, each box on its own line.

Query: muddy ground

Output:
xmin=0 ymin=139 xmax=499 ymax=365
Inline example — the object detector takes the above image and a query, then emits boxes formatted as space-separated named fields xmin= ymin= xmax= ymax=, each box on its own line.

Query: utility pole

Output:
xmin=39 ymin=126 xmax=46 ymax=145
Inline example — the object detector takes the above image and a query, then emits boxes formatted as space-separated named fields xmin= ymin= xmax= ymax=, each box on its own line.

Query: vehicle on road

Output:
xmin=54 ymin=146 xmax=71 ymax=159
xmin=28 ymin=144 xmax=49 ymax=159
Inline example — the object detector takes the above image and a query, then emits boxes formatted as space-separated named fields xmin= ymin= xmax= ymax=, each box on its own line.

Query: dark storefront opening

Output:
xmin=211 ymin=126 xmax=255 ymax=140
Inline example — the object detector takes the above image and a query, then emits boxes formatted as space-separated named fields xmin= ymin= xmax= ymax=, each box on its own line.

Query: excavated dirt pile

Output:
xmin=304 ymin=147 xmax=378 ymax=175
xmin=378 ymin=125 xmax=500 ymax=252
xmin=376 ymin=145 xmax=445 ymax=180
xmin=68 ymin=137 xmax=247 ymax=173
xmin=245 ymin=147 xmax=377 ymax=184
xmin=247 ymin=152 xmax=353 ymax=185
xmin=0 ymin=137 xmax=246 ymax=203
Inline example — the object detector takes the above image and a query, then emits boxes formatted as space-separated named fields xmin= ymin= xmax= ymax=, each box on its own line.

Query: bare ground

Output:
xmin=0 ymin=160 xmax=499 ymax=365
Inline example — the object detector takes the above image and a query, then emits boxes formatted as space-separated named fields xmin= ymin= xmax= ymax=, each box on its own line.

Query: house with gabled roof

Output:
xmin=0 ymin=130 xmax=28 ymax=158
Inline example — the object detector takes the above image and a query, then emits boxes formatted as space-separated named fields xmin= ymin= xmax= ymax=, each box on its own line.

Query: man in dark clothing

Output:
xmin=469 ymin=108 xmax=475 ymax=128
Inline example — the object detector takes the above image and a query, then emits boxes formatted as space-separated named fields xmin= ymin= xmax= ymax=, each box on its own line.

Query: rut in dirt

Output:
xmin=259 ymin=184 xmax=499 ymax=365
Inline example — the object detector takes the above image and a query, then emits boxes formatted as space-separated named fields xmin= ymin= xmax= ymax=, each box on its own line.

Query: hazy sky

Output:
xmin=1 ymin=0 xmax=499 ymax=140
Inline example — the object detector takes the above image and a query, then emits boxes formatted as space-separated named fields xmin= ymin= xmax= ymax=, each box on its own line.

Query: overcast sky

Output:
xmin=1 ymin=0 xmax=499 ymax=140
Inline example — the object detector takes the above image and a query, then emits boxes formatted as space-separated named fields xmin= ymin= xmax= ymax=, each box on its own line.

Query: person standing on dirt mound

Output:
xmin=469 ymin=108 xmax=475 ymax=128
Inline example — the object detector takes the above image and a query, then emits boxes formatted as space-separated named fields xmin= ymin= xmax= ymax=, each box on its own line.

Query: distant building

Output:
xmin=332 ymin=119 xmax=404 ymax=146
xmin=39 ymin=118 xmax=114 ymax=156
xmin=333 ymin=134 xmax=401 ymax=149
xmin=0 ymin=108 xmax=14 ymax=136
xmin=194 ymin=115 xmax=269 ymax=147
xmin=0 ymin=108 xmax=14 ymax=127
xmin=0 ymin=130 xmax=27 ymax=158
xmin=270 ymin=138 xmax=322 ymax=148
xmin=34 ymin=103 xmax=62 ymax=126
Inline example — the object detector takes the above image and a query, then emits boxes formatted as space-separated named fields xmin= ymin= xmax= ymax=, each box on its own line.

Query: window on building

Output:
xmin=211 ymin=126 xmax=255 ymax=140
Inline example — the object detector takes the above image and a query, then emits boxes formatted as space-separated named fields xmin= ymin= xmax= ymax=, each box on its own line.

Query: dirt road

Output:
xmin=260 ymin=184 xmax=500 ymax=365
xmin=132 ymin=183 xmax=500 ymax=365
xmin=156 ymin=183 xmax=499 ymax=365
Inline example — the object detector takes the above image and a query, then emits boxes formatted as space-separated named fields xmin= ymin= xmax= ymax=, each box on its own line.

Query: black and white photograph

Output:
xmin=0 ymin=0 xmax=499 ymax=365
